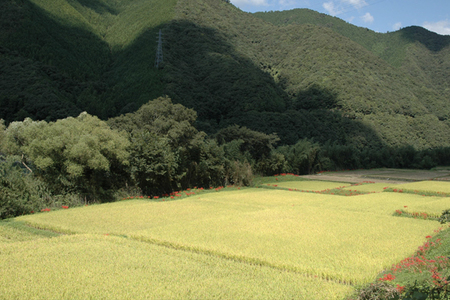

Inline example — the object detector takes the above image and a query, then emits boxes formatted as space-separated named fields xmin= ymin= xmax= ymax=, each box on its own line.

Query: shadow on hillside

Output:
xmin=158 ymin=20 xmax=385 ymax=148
xmin=1 ymin=1 xmax=386 ymax=149
xmin=400 ymin=26 xmax=450 ymax=52
xmin=67 ymin=0 xmax=118 ymax=15
xmin=0 ymin=0 xmax=111 ymax=123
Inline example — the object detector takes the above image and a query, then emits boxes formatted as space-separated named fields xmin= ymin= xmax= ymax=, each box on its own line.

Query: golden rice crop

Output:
xmin=393 ymin=181 xmax=450 ymax=193
xmin=0 ymin=221 xmax=58 ymax=243
xmin=264 ymin=180 xmax=351 ymax=191
xmin=323 ymin=192 xmax=447 ymax=216
xmin=17 ymin=189 xmax=440 ymax=285
xmin=403 ymin=197 xmax=450 ymax=217
xmin=0 ymin=234 xmax=352 ymax=300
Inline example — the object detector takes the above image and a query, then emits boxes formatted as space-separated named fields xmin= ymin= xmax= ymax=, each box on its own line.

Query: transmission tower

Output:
xmin=155 ymin=29 xmax=163 ymax=69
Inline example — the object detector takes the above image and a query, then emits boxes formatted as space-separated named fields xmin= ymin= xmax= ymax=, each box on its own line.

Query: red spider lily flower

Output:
xmin=62 ymin=205 xmax=69 ymax=209
xmin=379 ymin=274 xmax=395 ymax=281
xmin=153 ymin=196 xmax=159 ymax=199
xmin=426 ymin=236 xmax=432 ymax=239
xmin=396 ymin=285 xmax=405 ymax=293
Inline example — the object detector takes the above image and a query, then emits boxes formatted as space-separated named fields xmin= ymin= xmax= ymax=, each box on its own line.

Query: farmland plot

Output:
xmin=15 ymin=188 xmax=440 ymax=286
xmin=0 ymin=234 xmax=353 ymax=299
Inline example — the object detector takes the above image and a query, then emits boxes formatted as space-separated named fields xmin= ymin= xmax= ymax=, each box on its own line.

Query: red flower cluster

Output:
xmin=41 ymin=208 xmax=51 ymax=212
xmin=396 ymin=284 xmax=405 ymax=293
xmin=379 ymin=273 xmax=396 ymax=281
xmin=61 ymin=205 xmax=69 ymax=209
xmin=390 ymin=236 xmax=449 ymax=277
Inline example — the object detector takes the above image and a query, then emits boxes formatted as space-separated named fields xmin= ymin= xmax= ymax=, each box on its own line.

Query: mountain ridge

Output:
xmin=1 ymin=0 xmax=449 ymax=149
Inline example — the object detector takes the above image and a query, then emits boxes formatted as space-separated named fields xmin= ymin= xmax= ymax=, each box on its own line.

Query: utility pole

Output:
xmin=155 ymin=29 xmax=163 ymax=69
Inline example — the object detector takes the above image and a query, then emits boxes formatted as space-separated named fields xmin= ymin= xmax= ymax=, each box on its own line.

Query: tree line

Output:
xmin=1 ymin=97 xmax=450 ymax=219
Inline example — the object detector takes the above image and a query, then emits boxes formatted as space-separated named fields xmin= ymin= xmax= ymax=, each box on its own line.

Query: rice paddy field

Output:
xmin=1 ymin=175 xmax=450 ymax=299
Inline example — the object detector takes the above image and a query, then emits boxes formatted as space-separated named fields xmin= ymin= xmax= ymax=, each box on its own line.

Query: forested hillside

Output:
xmin=1 ymin=0 xmax=450 ymax=150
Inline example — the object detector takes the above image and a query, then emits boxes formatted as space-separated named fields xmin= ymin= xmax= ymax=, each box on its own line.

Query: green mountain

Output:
xmin=1 ymin=0 xmax=450 ymax=150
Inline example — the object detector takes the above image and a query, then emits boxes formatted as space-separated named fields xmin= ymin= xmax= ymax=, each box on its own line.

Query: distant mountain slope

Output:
xmin=253 ymin=9 xmax=450 ymax=115
xmin=1 ymin=0 xmax=449 ymax=150
xmin=162 ymin=0 xmax=450 ymax=148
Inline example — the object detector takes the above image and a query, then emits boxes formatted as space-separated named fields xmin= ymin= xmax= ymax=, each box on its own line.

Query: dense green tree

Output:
xmin=275 ymin=139 xmax=321 ymax=175
xmin=215 ymin=125 xmax=280 ymax=161
xmin=2 ymin=113 xmax=130 ymax=201
xmin=0 ymin=154 xmax=50 ymax=219
xmin=128 ymin=130 xmax=178 ymax=195
xmin=109 ymin=97 xmax=232 ymax=192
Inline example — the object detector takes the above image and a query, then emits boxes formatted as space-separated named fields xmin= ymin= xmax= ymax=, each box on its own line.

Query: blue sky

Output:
xmin=230 ymin=0 xmax=450 ymax=35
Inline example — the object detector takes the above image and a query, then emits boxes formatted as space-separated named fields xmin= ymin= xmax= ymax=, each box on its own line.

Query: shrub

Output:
xmin=0 ymin=155 xmax=44 ymax=219
xmin=354 ymin=282 xmax=401 ymax=300
xmin=439 ymin=209 xmax=450 ymax=224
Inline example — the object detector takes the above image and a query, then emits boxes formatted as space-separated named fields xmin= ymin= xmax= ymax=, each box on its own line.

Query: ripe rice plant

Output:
xmin=391 ymin=181 xmax=450 ymax=194
xmin=396 ymin=198 xmax=450 ymax=219
xmin=0 ymin=234 xmax=353 ymax=300
xmin=17 ymin=189 xmax=440 ymax=285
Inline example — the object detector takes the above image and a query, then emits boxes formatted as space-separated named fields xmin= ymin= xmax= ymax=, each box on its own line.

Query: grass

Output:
xmin=2 ymin=178 xmax=450 ymax=298
xmin=262 ymin=180 xmax=351 ymax=191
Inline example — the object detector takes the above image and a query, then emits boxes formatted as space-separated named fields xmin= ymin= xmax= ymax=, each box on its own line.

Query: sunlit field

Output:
xmin=2 ymin=179 xmax=449 ymax=299
xmin=393 ymin=181 xmax=450 ymax=193
xmin=0 ymin=234 xmax=353 ymax=299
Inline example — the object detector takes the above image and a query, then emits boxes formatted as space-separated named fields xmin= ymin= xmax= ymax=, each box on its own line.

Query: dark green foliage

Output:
xmin=128 ymin=131 xmax=177 ymax=195
xmin=215 ymin=125 xmax=279 ymax=161
xmin=439 ymin=210 xmax=450 ymax=225
xmin=109 ymin=97 xmax=234 ymax=193
xmin=274 ymin=139 xmax=320 ymax=175
xmin=402 ymin=279 xmax=450 ymax=300
xmin=0 ymin=155 xmax=50 ymax=219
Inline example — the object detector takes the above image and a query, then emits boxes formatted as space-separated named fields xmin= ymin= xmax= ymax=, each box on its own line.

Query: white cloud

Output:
xmin=393 ymin=22 xmax=402 ymax=31
xmin=361 ymin=12 xmax=374 ymax=24
xmin=278 ymin=0 xmax=298 ymax=7
xmin=341 ymin=0 xmax=367 ymax=9
xmin=323 ymin=1 xmax=341 ymax=16
xmin=423 ymin=20 xmax=450 ymax=36
xmin=231 ymin=0 xmax=268 ymax=6
xmin=322 ymin=0 xmax=368 ymax=16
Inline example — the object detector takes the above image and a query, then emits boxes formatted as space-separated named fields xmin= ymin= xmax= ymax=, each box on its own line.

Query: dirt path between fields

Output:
xmin=299 ymin=168 xmax=450 ymax=184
